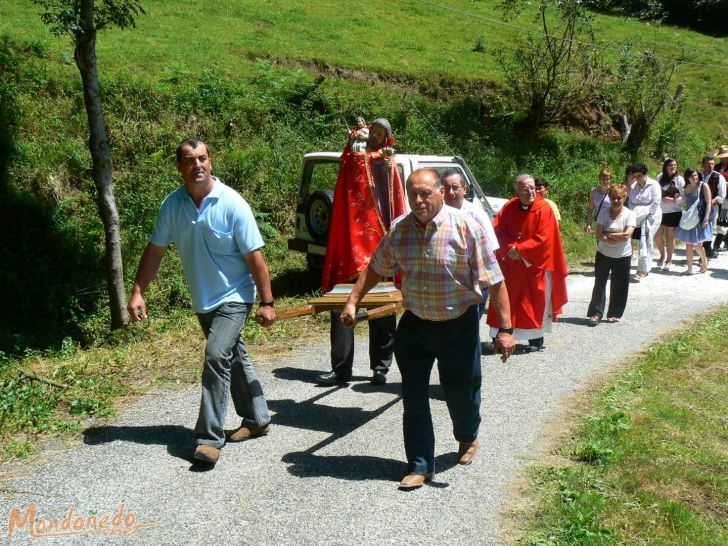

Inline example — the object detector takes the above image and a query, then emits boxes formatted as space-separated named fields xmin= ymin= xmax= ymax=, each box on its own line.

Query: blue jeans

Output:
xmin=394 ymin=305 xmax=481 ymax=475
xmin=194 ymin=302 xmax=270 ymax=448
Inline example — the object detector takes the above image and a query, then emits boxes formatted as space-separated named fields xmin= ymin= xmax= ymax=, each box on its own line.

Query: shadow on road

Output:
xmin=556 ymin=316 xmax=592 ymax=326
xmin=272 ymin=366 xmax=446 ymax=400
xmin=83 ymin=424 xmax=195 ymax=464
xmin=268 ymin=377 xmax=456 ymax=483
xmin=281 ymin=451 xmax=454 ymax=487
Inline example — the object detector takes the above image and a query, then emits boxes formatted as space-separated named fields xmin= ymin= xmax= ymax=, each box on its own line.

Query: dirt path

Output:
xmin=2 ymin=250 xmax=727 ymax=545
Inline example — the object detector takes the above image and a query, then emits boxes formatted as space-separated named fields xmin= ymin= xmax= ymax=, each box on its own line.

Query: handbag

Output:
xmin=679 ymin=185 xmax=702 ymax=230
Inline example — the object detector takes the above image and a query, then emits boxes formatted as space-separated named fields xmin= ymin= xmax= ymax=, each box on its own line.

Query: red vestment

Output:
xmin=486 ymin=195 xmax=568 ymax=329
xmin=321 ymin=139 xmax=406 ymax=290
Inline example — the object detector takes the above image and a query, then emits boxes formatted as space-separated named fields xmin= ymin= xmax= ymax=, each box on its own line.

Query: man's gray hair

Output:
xmin=514 ymin=173 xmax=534 ymax=189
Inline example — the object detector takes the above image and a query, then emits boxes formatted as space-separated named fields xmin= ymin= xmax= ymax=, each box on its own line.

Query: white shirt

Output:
xmin=655 ymin=173 xmax=685 ymax=214
xmin=629 ymin=177 xmax=661 ymax=219
xmin=460 ymin=199 xmax=499 ymax=251
xmin=700 ymin=170 xmax=726 ymax=206
xmin=597 ymin=207 xmax=636 ymax=259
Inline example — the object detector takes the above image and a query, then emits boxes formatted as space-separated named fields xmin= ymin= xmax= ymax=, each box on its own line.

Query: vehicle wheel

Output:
xmin=304 ymin=189 xmax=334 ymax=243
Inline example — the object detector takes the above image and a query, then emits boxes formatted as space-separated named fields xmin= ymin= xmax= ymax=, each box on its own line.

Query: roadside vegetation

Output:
xmin=513 ymin=307 xmax=728 ymax=545
xmin=0 ymin=302 xmax=329 ymax=462
xmin=0 ymin=0 xmax=726 ymax=461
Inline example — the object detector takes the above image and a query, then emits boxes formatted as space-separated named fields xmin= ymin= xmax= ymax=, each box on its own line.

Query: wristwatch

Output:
xmin=498 ymin=327 xmax=513 ymax=335
xmin=259 ymin=300 xmax=275 ymax=308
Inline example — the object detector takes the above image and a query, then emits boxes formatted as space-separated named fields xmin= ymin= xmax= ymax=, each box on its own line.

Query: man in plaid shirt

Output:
xmin=341 ymin=168 xmax=515 ymax=490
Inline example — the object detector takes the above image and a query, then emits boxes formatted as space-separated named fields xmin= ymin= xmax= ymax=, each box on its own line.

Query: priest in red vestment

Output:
xmin=486 ymin=174 xmax=568 ymax=352
xmin=317 ymin=118 xmax=408 ymax=385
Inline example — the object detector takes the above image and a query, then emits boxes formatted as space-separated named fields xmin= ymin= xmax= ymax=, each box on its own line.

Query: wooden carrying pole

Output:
xmin=277 ymin=303 xmax=399 ymax=322
xmin=353 ymin=303 xmax=399 ymax=322
xmin=276 ymin=304 xmax=316 ymax=320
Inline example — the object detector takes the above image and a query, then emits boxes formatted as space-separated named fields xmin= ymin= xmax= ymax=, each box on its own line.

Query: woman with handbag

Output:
xmin=584 ymin=167 xmax=612 ymax=234
xmin=654 ymin=158 xmax=684 ymax=271
xmin=675 ymin=168 xmax=712 ymax=275
xmin=587 ymin=184 xmax=636 ymax=326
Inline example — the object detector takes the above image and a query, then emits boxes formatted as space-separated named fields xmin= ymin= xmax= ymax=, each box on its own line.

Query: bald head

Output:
xmin=406 ymin=168 xmax=443 ymax=225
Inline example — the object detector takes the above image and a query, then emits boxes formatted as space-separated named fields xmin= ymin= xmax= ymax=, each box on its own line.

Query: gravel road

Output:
xmin=3 ymin=250 xmax=728 ymax=545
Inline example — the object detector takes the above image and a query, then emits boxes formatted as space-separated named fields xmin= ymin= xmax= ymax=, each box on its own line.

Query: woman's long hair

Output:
xmin=661 ymin=158 xmax=677 ymax=185
xmin=684 ymin=168 xmax=698 ymax=186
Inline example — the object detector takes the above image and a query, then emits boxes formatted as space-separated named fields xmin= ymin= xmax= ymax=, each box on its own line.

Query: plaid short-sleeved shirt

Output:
xmin=370 ymin=205 xmax=503 ymax=321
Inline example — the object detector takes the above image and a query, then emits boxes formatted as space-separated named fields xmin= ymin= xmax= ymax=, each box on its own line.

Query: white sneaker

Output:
xmin=660 ymin=262 xmax=671 ymax=271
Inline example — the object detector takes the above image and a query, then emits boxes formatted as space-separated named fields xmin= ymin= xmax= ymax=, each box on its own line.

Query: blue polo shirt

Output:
xmin=150 ymin=178 xmax=264 ymax=313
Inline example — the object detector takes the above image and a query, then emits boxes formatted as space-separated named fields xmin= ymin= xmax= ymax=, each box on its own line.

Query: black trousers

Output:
xmin=394 ymin=305 xmax=481 ymax=475
xmin=329 ymin=310 xmax=395 ymax=374
xmin=587 ymin=252 xmax=631 ymax=319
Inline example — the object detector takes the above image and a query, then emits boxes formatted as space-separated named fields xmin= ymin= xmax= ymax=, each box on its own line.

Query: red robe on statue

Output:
xmin=486 ymin=194 xmax=568 ymax=330
xmin=320 ymin=137 xmax=407 ymax=290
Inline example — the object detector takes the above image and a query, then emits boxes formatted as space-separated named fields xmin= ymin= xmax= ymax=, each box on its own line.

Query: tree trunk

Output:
xmin=519 ymin=97 xmax=546 ymax=140
xmin=625 ymin=117 xmax=649 ymax=159
xmin=75 ymin=0 xmax=129 ymax=329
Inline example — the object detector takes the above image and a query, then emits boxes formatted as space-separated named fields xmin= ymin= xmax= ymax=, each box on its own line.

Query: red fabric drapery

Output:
xmin=321 ymin=143 xmax=406 ymax=291
xmin=486 ymin=195 xmax=568 ymax=329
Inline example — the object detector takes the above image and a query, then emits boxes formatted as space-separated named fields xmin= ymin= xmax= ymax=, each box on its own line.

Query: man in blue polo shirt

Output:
xmin=128 ymin=138 xmax=276 ymax=465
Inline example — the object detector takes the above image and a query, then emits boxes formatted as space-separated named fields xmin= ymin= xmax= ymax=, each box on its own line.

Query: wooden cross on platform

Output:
xmin=277 ymin=282 xmax=403 ymax=322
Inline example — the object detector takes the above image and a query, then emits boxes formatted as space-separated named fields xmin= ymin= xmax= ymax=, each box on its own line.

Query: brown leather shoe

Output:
xmin=398 ymin=473 xmax=431 ymax=490
xmin=193 ymin=444 xmax=220 ymax=464
xmin=227 ymin=422 xmax=270 ymax=443
xmin=457 ymin=439 xmax=479 ymax=465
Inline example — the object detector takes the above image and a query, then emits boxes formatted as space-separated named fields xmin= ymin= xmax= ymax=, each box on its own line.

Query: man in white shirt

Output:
xmin=714 ymin=146 xmax=728 ymax=251
xmin=440 ymin=170 xmax=499 ymax=252
xmin=699 ymin=154 xmax=726 ymax=258
xmin=440 ymin=169 xmax=499 ymax=323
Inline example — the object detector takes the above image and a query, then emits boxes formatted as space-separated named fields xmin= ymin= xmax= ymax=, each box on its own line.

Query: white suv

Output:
xmin=287 ymin=152 xmax=507 ymax=275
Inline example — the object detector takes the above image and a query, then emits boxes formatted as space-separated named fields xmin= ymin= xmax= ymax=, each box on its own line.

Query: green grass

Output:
xmin=1 ymin=0 xmax=726 ymax=142
xmin=516 ymin=308 xmax=728 ymax=545
xmin=0 ymin=2 xmax=725 ymax=350
xmin=0 ymin=295 xmax=330 ymax=463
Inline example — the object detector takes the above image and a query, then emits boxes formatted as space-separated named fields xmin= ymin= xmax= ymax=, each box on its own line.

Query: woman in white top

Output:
xmin=654 ymin=158 xmax=684 ymax=271
xmin=628 ymin=163 xmax=662 ymax=279
xmin=587 ymin=184 xmax=636 ymax=325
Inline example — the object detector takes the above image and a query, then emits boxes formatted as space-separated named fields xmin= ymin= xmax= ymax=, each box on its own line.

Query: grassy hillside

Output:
xmin=2 ymin=0 xmax=726 ymax=137
xmin=0 ymin=0 xmax=727 ymax=351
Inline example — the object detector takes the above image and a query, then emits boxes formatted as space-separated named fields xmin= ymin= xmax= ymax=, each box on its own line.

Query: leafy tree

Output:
xmin=496 ymin=0 xmax=604 ymax=138
xmin=609 ymin=45 xmax=684 ymax=157
xmin=591 ymin=0 xmax=728 ymax=36
xmin=31 ymin=0 xmax=145 ymax=330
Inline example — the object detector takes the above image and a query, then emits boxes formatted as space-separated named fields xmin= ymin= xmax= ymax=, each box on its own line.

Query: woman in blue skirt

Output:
xmin=675 ymin=168 xmax=712 ymax=275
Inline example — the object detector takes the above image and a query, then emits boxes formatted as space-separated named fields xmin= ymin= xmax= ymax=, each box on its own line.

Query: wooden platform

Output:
xmin=307 ymin=282 xmax=402 ymax=310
